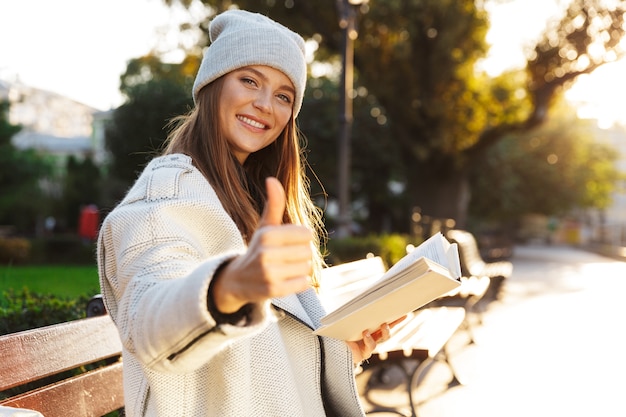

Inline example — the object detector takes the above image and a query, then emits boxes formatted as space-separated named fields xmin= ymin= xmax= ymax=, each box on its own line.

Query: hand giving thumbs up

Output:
xmin=211 ymin=177 xmax=313 ymax=314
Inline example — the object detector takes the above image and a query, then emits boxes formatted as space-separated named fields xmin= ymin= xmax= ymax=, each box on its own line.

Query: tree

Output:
xmin=469 ymin=101 xmax=621 ymax=225
xmin=355 ymin=0 xmax=492 ymax=229
xmin=0 ymin=101 xmax=54 ymax=234
xmin=104 ymin=55 xmax=195 ymax=201
xmin=301 ymin=76 xmax=403 ymax=233
xmin=61 ymin=155 xmax=102 ymax=231
xmin=353 ymin=0 xmax=626 ymax=229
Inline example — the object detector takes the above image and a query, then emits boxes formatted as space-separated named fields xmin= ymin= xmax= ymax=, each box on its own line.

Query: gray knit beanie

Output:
xmin=193 ymin=10 xmax=307 ymax=117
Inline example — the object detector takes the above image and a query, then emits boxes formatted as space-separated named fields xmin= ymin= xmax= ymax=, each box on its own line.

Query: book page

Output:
xmin=384 ymin=232 xmax=451 ymax=278
xmin=320 ymin=257 xmax=436 ymax=325
xmin=446 ymin=243 xmax=461 ymax=278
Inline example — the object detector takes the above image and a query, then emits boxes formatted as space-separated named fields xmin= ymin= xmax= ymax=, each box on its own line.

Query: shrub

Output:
xmin=325 ymin=233 xmax=422 ymax=268
xmin=0 ymin=237 xmax=31 ymax=265
xmin=0 ymin=288 xmax=88 ymax=335
xmin=28 ymin=235 xmax=97 ymax=265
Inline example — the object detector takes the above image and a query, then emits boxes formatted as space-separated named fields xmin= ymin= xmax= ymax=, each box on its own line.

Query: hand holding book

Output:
xmin=346 ymin=315 xmax=407 ymax=363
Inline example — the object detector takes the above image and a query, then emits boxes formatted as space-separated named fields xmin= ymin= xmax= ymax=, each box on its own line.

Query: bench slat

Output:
xmin=446 ymin=229 xmax=513 ymax=279
xmin=0 ymin=315 xmax=122 ymax=390
xmin=372 ymin=307 xmax=465 ymax=361
xmin=1 ymin=361 xmax=124 ymax=417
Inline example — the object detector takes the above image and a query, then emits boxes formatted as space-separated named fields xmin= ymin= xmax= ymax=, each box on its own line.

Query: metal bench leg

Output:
xmin=366 ymin=408 xmax=411 ymax=416
xmin=363 ymin=350 xmax=463 ymax=417
xmin=438 ymin=344 xmax=464 ymax=388
xmin=361 ymin=362 xmax=413 ymax=417
xmin=406 ymin=348 xmax=465 ymax=416
xmin=365 ymin=357 xmax=446 ymax=417
xmin=407 ymin=358 xmax=438 ymax=417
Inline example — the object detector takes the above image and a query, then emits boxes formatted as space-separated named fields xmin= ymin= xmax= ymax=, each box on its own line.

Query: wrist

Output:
xmin=211 ymin=261 xmax=247 ymax=314
xmin=207 ymin=272 xmax=252 ymax=325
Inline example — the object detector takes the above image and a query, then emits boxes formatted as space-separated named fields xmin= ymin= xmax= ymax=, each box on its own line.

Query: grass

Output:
xmin=0 ymin=265 xmax=100 ymax=300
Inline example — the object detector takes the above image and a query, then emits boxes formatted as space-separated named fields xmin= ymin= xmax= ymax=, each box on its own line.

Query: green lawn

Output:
xmin=0 ymin=265 xmax=101 ymax=299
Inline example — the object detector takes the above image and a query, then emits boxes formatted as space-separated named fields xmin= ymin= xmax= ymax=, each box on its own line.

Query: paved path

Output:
xmin=361 ymin=244 xmax=626 ymax=417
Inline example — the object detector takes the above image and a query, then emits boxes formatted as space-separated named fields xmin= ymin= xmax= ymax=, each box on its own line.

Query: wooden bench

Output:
xmin=319 ymin=256 xmax=466 ymax=417
xmin=0 ymin=302 xmax=124 ymax=417
xmin=446 ymin=229 xmax=513 ymax=300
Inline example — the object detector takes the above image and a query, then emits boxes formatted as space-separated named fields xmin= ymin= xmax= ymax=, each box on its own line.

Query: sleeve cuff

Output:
xmin=206 ymin=264 xmax=254 ymax=326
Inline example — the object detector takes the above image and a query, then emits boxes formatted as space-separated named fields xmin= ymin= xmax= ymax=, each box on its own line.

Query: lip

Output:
xmin=237 ymin=115 xmax=269 ymax=130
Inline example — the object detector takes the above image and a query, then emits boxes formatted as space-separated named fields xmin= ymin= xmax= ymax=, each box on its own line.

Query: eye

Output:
xmin=277 ymin=93 xmax=293 ymax=104
xmin=241 ymin=77 xmax=257 ymax=87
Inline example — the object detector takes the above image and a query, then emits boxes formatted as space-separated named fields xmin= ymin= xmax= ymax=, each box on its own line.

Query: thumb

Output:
xmin=259 ymin=177 xmax=286 ymax=227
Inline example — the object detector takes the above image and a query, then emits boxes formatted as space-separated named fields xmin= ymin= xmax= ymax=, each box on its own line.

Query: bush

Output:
xmin=0 ymin=288 xmax=89 ymax=335
xmin=0 ymin=237 xmax=31 ymax=265
xmin=325 ymin=233 xmax=422 ymax=268
xmin=28 ymin=235 xmax=97 ymax=265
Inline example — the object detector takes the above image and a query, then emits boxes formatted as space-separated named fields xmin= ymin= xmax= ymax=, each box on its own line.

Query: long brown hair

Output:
xmin=162 ymin=77 xmax=326 ymax=287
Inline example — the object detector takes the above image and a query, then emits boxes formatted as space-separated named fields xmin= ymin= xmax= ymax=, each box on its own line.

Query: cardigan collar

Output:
xmin=272 ymin=288 xmax=325 ymax=330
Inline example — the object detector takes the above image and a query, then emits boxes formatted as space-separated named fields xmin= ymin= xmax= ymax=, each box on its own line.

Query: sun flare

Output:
xmin=565 ymin=59 xmax=626 ymax=129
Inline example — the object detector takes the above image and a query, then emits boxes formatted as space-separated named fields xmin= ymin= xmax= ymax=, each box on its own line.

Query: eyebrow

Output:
xmin=242 ymin=67 xmax=296 ymax=96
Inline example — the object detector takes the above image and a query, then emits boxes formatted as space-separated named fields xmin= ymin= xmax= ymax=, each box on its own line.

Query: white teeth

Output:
xmin=238 ymin=116 xmax=266 ymax=129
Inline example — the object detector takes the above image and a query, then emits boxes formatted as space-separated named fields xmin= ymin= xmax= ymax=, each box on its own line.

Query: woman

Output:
xmin=97 ymin=10 xmax=393 ymax=416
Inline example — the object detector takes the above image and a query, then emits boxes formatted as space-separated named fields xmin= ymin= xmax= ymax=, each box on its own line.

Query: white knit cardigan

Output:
xmin=97 ymin=154 xmax=365 ymax=417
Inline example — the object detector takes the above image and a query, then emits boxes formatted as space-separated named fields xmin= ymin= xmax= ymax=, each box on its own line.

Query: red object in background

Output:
xmin=78 ymin=205 xmax=100 ymax=241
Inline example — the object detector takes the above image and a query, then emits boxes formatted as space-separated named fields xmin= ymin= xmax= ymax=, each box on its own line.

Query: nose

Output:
xmin=253 ymin=91 xmax=272 ymax=113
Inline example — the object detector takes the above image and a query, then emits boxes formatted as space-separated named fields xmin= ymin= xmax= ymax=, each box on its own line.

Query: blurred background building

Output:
xmin=0 ymin=79 xmax=110 ymax=167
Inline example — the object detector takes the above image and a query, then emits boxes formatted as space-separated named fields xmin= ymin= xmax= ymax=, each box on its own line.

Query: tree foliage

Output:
xmin=104 ymin=55 xmax=195 ymax=198
xmin=61 ymin=155 xmax=102 ymax=230
xmin=300 ymin=76 xmax=403 ymax=232
xmin=152 ymin=0 xmax=626 ymax=234
xmin=470 ymin=102 xmax=621 ymax=223
xmin=0 ymin=101 xmax=54 ymax=234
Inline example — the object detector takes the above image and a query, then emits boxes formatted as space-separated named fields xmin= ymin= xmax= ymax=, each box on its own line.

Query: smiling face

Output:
xmin=218 ymin=65 xmax=295 ymax=164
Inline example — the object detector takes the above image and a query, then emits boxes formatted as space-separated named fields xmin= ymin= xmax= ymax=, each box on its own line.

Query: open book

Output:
xmin=314 ymin=232 xmax=462 ymax=341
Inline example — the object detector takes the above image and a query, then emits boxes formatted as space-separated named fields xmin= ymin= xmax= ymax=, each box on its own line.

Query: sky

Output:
xmin=0 ymin=0 xmax=198 ymax=110
xmin=1 ymin=0 xmax=625 ymax=126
